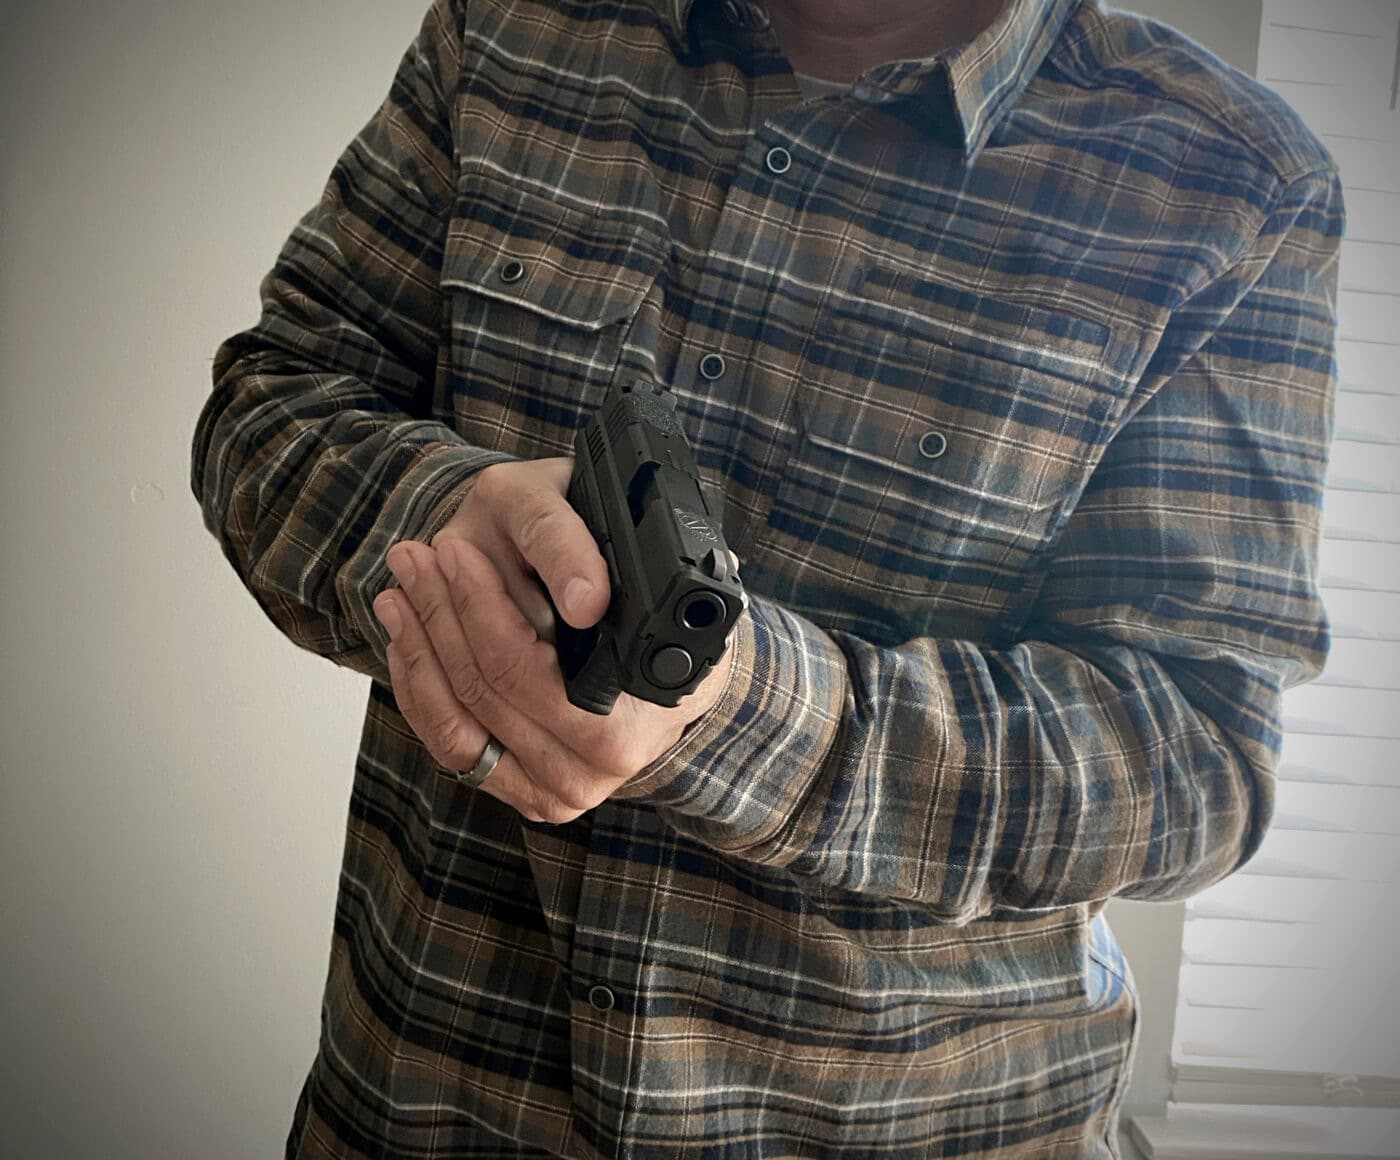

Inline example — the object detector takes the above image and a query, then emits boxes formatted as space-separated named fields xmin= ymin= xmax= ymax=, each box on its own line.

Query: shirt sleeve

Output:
xmin=621 ymin=166 xmax=1344 ymax=923
xmin=190 ymin=0 xmax=511 ymax=685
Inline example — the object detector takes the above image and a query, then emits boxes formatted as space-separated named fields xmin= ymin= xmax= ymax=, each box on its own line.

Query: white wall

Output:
xmin=0 ymin=2 xmax=1260 ymax=1156
xmin=2 ymin=5 xmax=430 ymax=1157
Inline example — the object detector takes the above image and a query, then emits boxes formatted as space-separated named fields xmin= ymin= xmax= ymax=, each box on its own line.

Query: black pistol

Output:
xmin=553 ymin=380 xmax=746 ymax=715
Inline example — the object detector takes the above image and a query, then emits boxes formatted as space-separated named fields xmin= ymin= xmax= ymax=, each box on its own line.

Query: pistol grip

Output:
xmin=556 ymin=618 xmax=622 ymax=715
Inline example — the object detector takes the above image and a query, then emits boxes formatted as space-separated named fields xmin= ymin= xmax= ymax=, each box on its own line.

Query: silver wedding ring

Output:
xmin=460 ymin=736 xmax=505 ymax=788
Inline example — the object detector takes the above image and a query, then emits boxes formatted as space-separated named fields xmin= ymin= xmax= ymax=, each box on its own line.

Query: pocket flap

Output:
xmin=441 ymin=174 xmax=665 ymax=331
xmin=796 ymin=285 xmax=1119 ymax=513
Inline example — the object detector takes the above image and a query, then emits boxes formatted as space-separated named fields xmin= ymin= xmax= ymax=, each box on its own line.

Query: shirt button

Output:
xmin=499 ymin=259 xmax=525 ymax=284
xmin=765 ymin=146 xmax=792 ymax=175
xmin=699 ymin=353 xmax=727 ymax=381
xmin=588 ymin=984 xmax=616 ymax=1012
xmin=919 ymin=430 xmax=949 ymax=460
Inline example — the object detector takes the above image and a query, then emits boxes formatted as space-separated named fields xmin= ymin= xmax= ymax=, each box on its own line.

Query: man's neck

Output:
xmin=764 ymin=0 xmax=1007 ymax=83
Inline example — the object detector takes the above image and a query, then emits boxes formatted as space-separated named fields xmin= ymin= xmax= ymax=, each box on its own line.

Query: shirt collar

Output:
xmin=652 ymin=0 xmax=1083 ymax=160
xmin=933 ymin=0 xmax=1082 ymax=158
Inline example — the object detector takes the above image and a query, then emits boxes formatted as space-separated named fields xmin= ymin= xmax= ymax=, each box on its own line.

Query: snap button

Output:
xmin=918 ymin=430 xmax=949 ymax=460
xmin=699 ymin=353 xmax=727 ymax=381
xmin=588 ymin=984 xmax=616 ymax=1012
xmin=765 ymin=146 xmax=792 ymax=175
xmin=499 ymin=259 xmax=525 ymax=284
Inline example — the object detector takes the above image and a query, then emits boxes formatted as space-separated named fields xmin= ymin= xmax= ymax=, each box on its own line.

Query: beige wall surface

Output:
xmin=0 ymin=2 xmax=1261 ymax=1157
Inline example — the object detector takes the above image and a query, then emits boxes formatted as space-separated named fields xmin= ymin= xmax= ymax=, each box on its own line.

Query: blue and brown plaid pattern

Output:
xmin=192 ymin=0 xmax=1343 ymax=1154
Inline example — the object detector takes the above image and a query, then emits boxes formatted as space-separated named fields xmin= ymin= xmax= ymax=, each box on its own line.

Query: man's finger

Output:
xmin=389 ymin=536 xmax=589 ymax=779
xmin=436 ymin=537 xmax=617 ymax=748
xmin=479 ymin=460 xmax=610 ymax=629
xmin=375 ymin=588 xmax=489 ymax=775
xmin=479 ymin=530 xmax=561 ymax=643
xmin=389 ymin=540 xmax=503 ymax=716
xmin=394 ymin=536 xmax=612 ymax=822
xmin=376 ymin=591 xmax=558 ymax=815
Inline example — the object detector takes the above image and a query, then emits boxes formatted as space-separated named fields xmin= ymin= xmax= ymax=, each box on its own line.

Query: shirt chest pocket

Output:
xmin=439 ymin=172 xmax=667 ymax=455
xmin=761 ymin=267 xmax=1120 ymax=643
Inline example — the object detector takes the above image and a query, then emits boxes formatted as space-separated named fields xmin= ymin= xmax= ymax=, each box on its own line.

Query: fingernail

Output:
xmin=387 ymin=546 xmax=415 ymax=587
xmin=564 ymin=577 xmax=595 ymax=618
xmin=375 ymin=595 xmax=401 ymax=640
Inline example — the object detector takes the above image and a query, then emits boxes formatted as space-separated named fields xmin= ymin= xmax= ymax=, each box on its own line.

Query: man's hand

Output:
xmin=429 ymin=457 xmax=610 ymax=642
xmin=372 ymin=531 xmax=734 ymax=826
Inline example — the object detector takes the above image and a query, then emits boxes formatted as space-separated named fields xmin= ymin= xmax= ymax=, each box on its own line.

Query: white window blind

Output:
xmin=1169 ymin=0 xmax=1400 ymax=1109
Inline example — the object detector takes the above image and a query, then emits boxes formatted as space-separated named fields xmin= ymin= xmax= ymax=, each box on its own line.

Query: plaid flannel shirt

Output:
xmin=192 ymin=0 xmax=1343 ymax=1154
